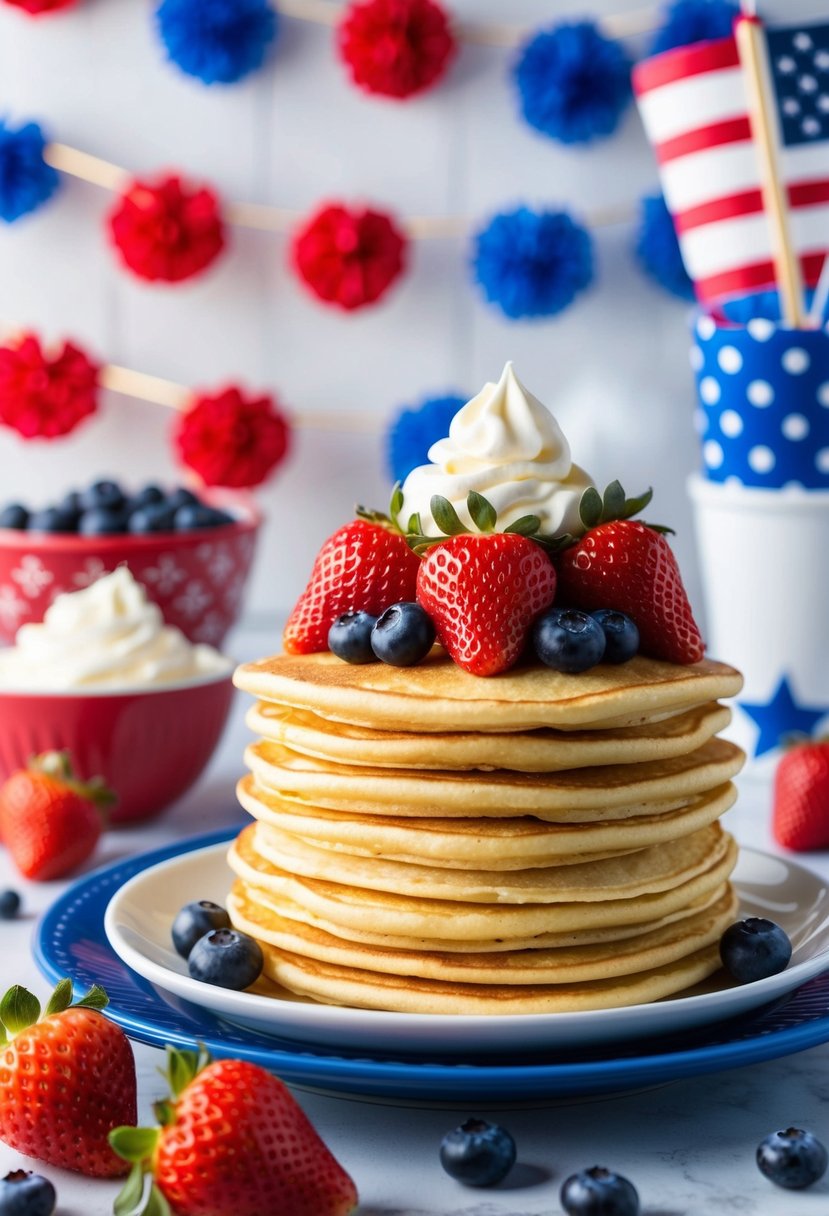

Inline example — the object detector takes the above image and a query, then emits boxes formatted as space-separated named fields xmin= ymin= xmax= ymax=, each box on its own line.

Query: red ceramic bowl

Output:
xmin=0 ymin=670 xmax=235 ymax=824
xmin=0 ymin=495 xmax=260 ymax=647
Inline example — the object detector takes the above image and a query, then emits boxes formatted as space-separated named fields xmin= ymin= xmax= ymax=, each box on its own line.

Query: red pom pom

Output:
xmin=109 ymin=174 xmax=225 ymax=284
xmin=174 ymin=386 xmax=290 ymax=489
xmin=292 ymin=203 xmax=407 ymax=310
xmin=0 ymin=334 xmax=98 ymax=440
xmin=2 ymin=0 xmax=78 ymax=14
xmin=339 ymin=0 xmax=455 ymax=99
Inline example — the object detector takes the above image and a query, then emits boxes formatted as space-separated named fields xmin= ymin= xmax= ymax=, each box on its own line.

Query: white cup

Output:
xmin=689 ymin=474 xmax=829 ymax=778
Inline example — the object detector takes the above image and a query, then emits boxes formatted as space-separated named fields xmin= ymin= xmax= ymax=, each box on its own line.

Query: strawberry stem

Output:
xmin=29 ymin=751 xmax=117 ymax=810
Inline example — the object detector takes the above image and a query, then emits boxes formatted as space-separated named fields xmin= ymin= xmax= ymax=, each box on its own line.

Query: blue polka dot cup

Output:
xmin=692 ymin=311 xmax=829 ymax=488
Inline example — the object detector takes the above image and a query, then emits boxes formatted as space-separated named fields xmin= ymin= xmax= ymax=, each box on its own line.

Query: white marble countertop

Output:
xmin=2 ymin=627 xmax=829 ymax=1216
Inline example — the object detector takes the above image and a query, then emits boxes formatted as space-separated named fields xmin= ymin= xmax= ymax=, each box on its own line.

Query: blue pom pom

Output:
xmin=386 ymin=393 xmax=466 ymax=485
xmin=635 ymin=193 xmax=695 ymax=301
xmin=155 ymin=0 xmax=277 ymax=85
xmin=0 ymin=119 xmax=59 ymax=224
xmin=514 ymin=21 xmax=631 ymax=145
xmin=649 ymin=0 xmax=738 ymax=56
xmin=472 ymin=207 xmax=594 ymax=321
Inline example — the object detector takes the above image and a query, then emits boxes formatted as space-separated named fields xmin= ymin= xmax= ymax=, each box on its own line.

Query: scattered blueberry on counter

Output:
xmin=719 ymin=917 xmax=793 ymax=984
xmin=187 ymin=928 xmax=264 ymax=991
xmin=0 ymin=480 xmax=236 ymax=535
xmin=756 ymin=1127 xmax=828 ymax=1190
xmin=560 ymin=1166 xmax=640 ymax=1216
xmin=0 ymin=890 xmax=21 ymax=921
xmin=171 ymin=900 xmax=232 ymax=959
xmin=0 ymin=1170 xmax=57 ymax=1216
xmin=439 ymin=1118 xmax=516 ymax=1187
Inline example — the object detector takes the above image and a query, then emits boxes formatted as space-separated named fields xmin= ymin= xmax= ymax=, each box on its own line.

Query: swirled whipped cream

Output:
xmin=0 ymin=567 xmax=231 ymax=690
xmin=398 ymin=362 xmax=594 ymax=536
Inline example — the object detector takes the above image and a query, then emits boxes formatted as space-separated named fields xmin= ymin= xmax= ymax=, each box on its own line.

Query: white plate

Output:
xmin=104 ymin=842 xmax=829 ymax=1055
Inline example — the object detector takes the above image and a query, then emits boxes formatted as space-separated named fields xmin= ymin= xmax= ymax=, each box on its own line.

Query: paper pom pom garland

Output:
xmin=0 ymin=334 xmax=98 ymax=440
xmin=648 ymin=0 xmax=738 ymax=57
xmin=0 ymin=119 xmax=60 ymax=223
xmin=514 ymin=21 xmax=631 ymax=145
xmin=635 ymin=192 xmax=694 ymax=302
xmin=472 ymin=206 xmax=594 ymax=320
xmin=173 ymin=386 xmax=290 ymax=488
xmin=386 ymin=391 xmax=466 ymax=484
xmin=154 ymin=0 xmax=277 ymax=86
xmin=108 ymin=174 xmax=225 ymax=284
xmin=338 ymin=0 xmax=456 ymax=99
xmin=1 ymin=0 xmax=78 ymax=13
xmin=292 ymin=203 xmax=408 ymax=311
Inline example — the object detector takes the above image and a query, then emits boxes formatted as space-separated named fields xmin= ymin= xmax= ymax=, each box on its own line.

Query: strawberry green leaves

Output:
xmin=0 ymin=980 xmax=107 ymax=1040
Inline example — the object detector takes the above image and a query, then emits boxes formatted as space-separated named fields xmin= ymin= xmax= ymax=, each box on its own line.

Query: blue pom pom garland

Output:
xmin=386 ymin=393 xmax=466 ymax=485
xmin=649 ymin=0 xmax=738 ymax=56
xmin=472 ymin=206 xmax=594 ymax=321
xmin=155 ymin=0 xmax=277 ymax=86
xmin=514 ymin=21 xmax=631 ymax=145
xmin=0 ymin=119 xmax=59 ymax=224
xmin=635 ymin=192 xmax=694 ymax=301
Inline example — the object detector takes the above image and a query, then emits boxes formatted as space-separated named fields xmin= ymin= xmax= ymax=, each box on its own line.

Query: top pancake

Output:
xmin=234 ymin=651 xmax=743 ymax=733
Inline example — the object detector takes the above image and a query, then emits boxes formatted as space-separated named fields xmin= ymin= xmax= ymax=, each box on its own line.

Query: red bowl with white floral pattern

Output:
xmin=0 ymin=495 xmax=260 ymax=647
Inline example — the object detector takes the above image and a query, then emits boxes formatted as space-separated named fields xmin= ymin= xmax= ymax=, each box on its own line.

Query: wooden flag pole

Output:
xmin=736 ymin=8 xmax=805 ymax=327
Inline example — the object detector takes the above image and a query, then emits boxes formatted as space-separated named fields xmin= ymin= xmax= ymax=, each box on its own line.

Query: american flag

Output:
xmin=633 ymin=19 xmax=829 ymax=305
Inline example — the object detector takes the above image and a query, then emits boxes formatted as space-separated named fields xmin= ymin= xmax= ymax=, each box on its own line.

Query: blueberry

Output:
xmin=172 ymin=900 xmax=231 ymax=959
xmin=757 ymin=1127 xmax=828 ymax=1190
xmin=0 ymin=1170 xmax=57 ymax=1216
xmin=329 ymin=612 xmax=378 ymax=664
xmin=80 ymin=479 xmax=125 ymax=512
xmin=128 ymin=504 xmax=176 ymax=534
xmin=59 ymin=490 xmax=82 ymax=523
xmin=78 ymin=507 xmax=127 ymax=536
xmin=439 ymin=1118 xmax=516 ymax=1187
xmin=0 ymin=504 xmax=29 ymax=530
xmin=166 ymin=487 xmax=200 ymax=511
xmin=719 ymin=917 xmax=792 ymax=984
xmin=27 ymin=507 xmax=77 ymax=534
xmin=187 ymin=928 xmax=264 ymax=990
xmin=591 ymin=609 xmax=639 ymax=664
xmin=370 ymin=602 xmax=435 ymax=667
xmin=560 ymin=1166 xmax=640 ymax=1216
xmin=130 ymin=484 xmax=165 ymax=509
xmin=533 ymin=608 xmax=606 ymax=673
xmin=0 ymin=890 xmax=21 ymax=920
xmin=174 ymin=504 xmax=220 ymax=531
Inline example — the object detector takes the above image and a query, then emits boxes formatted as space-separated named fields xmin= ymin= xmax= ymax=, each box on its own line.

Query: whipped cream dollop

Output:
xmin=398 ymin=362 xmax=594 ymax=536
xmin=0 ymin=567 xmax=231 ymax=691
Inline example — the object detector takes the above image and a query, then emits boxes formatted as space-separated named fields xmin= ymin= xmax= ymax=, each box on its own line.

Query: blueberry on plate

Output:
xmin=533 ymin=608 xmax=606 ymax=674
xmin=719 ymin=917 xmax=792 ymax=984
xmin=128 ymin=503 xmax=176 ymax=534
xmin=0 ymin=504 xmax=29 ymax=530
xmin=560 ymin=1166 xmax=640 ymax=1216
xmin=0 ymin=890 xmax=21 ymax=920
xmin=80 ymin=479 xmax=125 ymax=512
xmin=590 ymin=609 xmax=639 ymax=664
xmin=371 ymin=602 xmax=435 ymax=667
xmin=27 ymin=507 xmax=77 ymax=534
xmin=439 ymin=1118 xmax=516 ymax=1187
xmin=172 ymin=900 xmax=231 ymax=959
xmin=187 ymin=928 xmax=264 ymax=990
xmin=78 ymin=507 xmax=127 ymax=536
xmin=0 ymin=1170 xmax=57 ymax=1216
xmin=329 ymin=611 xmax=378 ymax=664
xmin=757 ymin=1127 xmax=828 ymax=1189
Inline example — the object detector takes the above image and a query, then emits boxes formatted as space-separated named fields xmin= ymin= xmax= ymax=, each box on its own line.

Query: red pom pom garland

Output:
xmin=292 ymin=202 xmax=407 ymax=310
xmin=108 ymin=173 xmax=225 ymax=284
xmin=174 ymin=386 xmax=291 ymax=489
xmin=0 ymin=333 xmax=98 ymax=439
xmin=1 ymin=0 xmax=78 ymax=14
xmin=338 ymin=0 xmax=456 ymax=99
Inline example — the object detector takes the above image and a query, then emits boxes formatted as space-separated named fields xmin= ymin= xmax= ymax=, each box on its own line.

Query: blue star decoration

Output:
xmin=739 ymin=675 xmax=829 ymax=757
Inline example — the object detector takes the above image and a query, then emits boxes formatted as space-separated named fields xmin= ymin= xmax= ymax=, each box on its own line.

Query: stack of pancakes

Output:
xmin=229 ymin=651 xmax=744 ymax=1015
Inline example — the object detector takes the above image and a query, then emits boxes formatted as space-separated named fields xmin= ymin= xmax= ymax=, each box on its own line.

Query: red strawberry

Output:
xmin=555 ymin=483 xmax=704 ymax=665
xmin=0 ymin=980 xmax=136 ymax=1177
xmin=415 ymin=493 xmax=557 ymax=676
xmin=111 ymin=1047 xmax=358 ymax=1216
xmin=283 ymin=501 xmax=420 ymax=654
xmin=772 ymin=740 xmax=829 ymax=850
xmin=0 ymin=751 xmax=114 ymax=880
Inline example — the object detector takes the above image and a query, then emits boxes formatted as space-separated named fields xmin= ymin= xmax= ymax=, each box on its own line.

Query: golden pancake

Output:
xmin=245 ymin=700 xmax=732 ymax=773
xmin=228 ymin=881 xmax=738 ymax=986
xmin=234 ymin=651 xmax=743 ymax=733
xmin=244 ymin=736 xmax=745 ymax=820
xmin=238 ymin=774 xmax=737 ymax=868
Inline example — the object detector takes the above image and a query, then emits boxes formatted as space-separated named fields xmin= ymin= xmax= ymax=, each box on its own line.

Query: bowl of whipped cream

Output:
xmin=0 ymin=568 xmax=234 ymax=823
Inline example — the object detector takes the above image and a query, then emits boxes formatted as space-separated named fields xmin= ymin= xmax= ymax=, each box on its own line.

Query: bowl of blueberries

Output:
xmin=0 ymin=478 xmax=260 ymax=647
